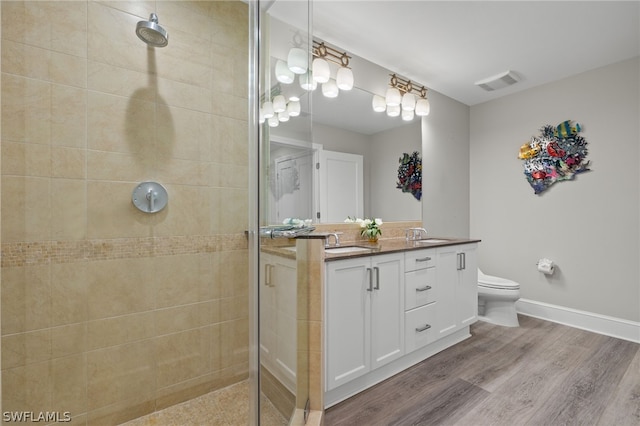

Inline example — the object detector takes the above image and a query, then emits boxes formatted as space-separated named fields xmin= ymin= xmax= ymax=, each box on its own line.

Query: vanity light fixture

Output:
xmin=374 ymin=74 xmax=431 ymax=119
xmin=313 ymin=40 xmax=354 ymax=95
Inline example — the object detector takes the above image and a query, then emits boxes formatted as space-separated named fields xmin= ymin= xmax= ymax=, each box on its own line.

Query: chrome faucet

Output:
xmin=406 ymin=227 xmax=428 ymax=241
xmin=325 ymin=233 xmax=341 ymax=247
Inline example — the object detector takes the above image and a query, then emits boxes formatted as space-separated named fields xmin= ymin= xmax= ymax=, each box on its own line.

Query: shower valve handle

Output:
xmin=146 ymin=189 xmax=155 ymax=212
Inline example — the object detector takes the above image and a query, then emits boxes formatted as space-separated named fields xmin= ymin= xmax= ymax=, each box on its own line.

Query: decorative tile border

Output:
xmin=1 ymin=234 xmax=248 ymax=267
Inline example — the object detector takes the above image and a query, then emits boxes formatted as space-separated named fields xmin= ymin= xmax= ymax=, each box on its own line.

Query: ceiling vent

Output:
xmin=475 ymin=70 xmax=519 ymax=91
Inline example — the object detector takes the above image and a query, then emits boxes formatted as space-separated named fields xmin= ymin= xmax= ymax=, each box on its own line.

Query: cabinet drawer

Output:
xmin=405 ymin=249 xmax=436 ymax=271
xmin=405 ymin=303 xmax=437 ymax=353
xmin=405 ymin=267 xmax=436 ymax=310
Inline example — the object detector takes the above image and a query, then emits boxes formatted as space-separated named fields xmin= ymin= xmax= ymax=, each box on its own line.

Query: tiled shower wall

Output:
xmin=0 ymin=1 xmax=249 ymax=423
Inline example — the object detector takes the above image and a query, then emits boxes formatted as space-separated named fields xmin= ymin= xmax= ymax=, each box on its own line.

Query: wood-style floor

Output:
xmin=324 ymin=315 xmax=640 ymax=426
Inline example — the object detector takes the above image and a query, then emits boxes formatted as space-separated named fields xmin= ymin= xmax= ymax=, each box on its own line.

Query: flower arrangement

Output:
xmin=345 ymin=217 xmax=383 ymax=241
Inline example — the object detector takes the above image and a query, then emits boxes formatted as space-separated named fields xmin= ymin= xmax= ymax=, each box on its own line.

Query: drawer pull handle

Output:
xmin=415 ymin=324 xmax=431 ymax=332
xmin=416 ymin=285 xmax=432 ymax=292
xmin=416 ymin=257 xmax=432 ymax=262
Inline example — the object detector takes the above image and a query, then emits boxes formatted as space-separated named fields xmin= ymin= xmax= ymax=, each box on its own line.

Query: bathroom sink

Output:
xmin=415 ymin=238 xmax=451 ymax=244
xmin=325 ymin=246 xmax=372 ymax=254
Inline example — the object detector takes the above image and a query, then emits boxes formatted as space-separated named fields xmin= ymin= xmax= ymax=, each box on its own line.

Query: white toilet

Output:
xmin=477 ymin=268 xmax=520 ymax=327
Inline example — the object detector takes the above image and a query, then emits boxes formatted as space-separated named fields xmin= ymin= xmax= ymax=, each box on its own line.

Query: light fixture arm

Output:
xmin=313 ymin=40 xmax=351 ymax=68
xmin=389 ymin=73 xmax=428 ymax=98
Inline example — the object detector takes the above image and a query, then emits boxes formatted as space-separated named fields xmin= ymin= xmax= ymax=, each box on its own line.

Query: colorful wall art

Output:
xmin=518 ymin=120 xmax=590 ymax=194
xmin=397 ymin=151 xmax=422 ymax=200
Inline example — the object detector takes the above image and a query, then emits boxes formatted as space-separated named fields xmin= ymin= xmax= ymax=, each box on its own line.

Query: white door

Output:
xmin=457 ymin=245 xmax=478 ymax=327
xmin=273 ymin=257 xmax=297 ymax=392
xmin=436 ymin=247 xmax=458 ymax=337
xmin=274 ymin=151 xmax=315 ymax=222
xmin=319 ymin=150 xmax=363 ymax=222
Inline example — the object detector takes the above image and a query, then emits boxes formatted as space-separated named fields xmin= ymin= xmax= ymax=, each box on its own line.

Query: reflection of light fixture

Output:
xmin=313 ymin=40 xmax=354 ymax=96
xmin=374 ymin=73 xmax=430 ymax=120
xmin=275 ymin=59 xmax=294 ymax=84
xmin=372 ymin=95 xmax=386 ymax=112
xmin=299 ymin=71 xmax=317 ymax=91
xmin=273 ymin=95 xmax=286 ymax=113
xmin=287 ymin=47 xmax=308 ymax=74
xmin=322 ymin=79 xmax=339 ymax=98
xmin=287 ymin=100 xmax=301 ymax=117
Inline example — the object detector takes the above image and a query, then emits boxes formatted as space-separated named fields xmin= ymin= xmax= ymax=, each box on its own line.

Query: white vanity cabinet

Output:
xmin=259 ymin=252 xmax=297 ymax=393
xmin=325 ymin=253 xmax=404 ymax=391
xmin=404 ymin=248 xmax=438 ymax=353
xmin=436 ymin=244 xmax=478 ymax=338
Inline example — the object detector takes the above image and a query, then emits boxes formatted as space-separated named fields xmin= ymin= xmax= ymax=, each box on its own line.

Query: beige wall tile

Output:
xmin=153 ymin=185 xmax=211 ymax=236
xmin=88 ymin=60 xmax=153 ymax=101
xmin=87 ymin=258 xmax=155 ymax=319
xmin=1 ymin=264 xmax=51 ymax=334
xmin=155 ymin=328 xmax=211 ymax=388
xmin=51 ymin=147 xmax=86 ymax=179
xmin=155 ymin=303 xmax=211 ymax=336
xmin=87 ymin=340 xmax=155 ymax=410
xmin=154 ymin=254 xmax=202 ymax=308
xmin=1 ymin=141 xmax=51 ymax=177
xmin=87 ymin=181 xmax=155 ymax=239
xmin=210 ymin=188 xmax=249 ymax=234
xmin=43 ymin=1 xmax=88 ymax=57
xmin=51 ymin=262 xmax=88 ymax=327
xmin=2 ymin=362 xmax=52 ymax=413
xmin=87 ymin=311 xmax=155 ymax=350
xmin=1 ymin=74 xmax=51 ymax=144
xmin=210 ymin=115 xmax=248 ymax=165
xmin=51 ymin=178 xmax=87 ymax=241
xmin=51 ymin=84 xmax=87 ymax=148
xmin=87 ymin=150 xmax=154 ymax=182
xmin=52 ymin=354 xmax=87 ymax=415
xmin=87 ymin=91 xmax=156 ymax=156
xmin=88 ymin=2 xmax=147 ymax=73
xmin=51 ymin=322 xmax=87 ymax=359
xmin=157 ymin=77 xmax=213 ymax=113
xmin=2 ymin=329 xmax=52 ymax=369
xmin=156 ymin=104 xmax=212 ymax=161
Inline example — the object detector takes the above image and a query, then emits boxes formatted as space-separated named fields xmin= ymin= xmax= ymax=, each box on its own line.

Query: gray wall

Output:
xmin=421 ymin=89 xmax=471 ymax=238
xmin=470 ymin=57 xmax=640 ymax=322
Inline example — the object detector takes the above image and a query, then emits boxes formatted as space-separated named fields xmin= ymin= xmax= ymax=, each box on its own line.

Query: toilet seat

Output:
xmin=478 ymin=270 xmax=520 ymax=290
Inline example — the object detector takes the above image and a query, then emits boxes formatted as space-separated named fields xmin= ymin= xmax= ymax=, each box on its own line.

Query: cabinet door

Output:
xmin=259 ymin=254 xmax=275 ymax=362
xmin=436 ymin=247 xmax=458 ymax=337
xmin=370 ymin=254 xmax=405 ymax=369
xmin=273 ymin=256 xmax=297 ymax=391
xmin=457 ymin=245 xmax=478 ymax=327
xmin=325 ymin=258 xmax=371 ymax=390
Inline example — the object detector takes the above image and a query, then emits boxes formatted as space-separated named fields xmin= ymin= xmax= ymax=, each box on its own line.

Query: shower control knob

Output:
xmin=132 ymin=182 xmax=168 ymax=213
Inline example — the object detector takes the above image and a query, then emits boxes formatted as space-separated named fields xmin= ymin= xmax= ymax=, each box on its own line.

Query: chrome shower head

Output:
xmin=136 ymin=13 xmax=168 ymax=47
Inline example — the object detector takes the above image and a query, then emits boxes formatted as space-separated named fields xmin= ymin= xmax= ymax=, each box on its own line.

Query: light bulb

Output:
xmin=275 ymin=59 xmax=294 ymax=84
xmin=372 ymin=95 xmax=386 ymax=112
xmin=385 ymin=87 xmax=401 ymax=106
xmin=402 ymin=92 xmax=416 ymax=111
xmin=278 ymin=111 xmax=290 ymax=122
xmin=287 ymin=100 xmax=301 ymax=117
xmin=312 ymin=57 xmax=331 ymax=83
xmin=415 ymin=98 xmax=430 ymax=116
xmin=322 ymin=79 xmax=339 ymax=98
xmin=299 ymin=71 xmax=317 ymax=91
xmin=268 ymin=116 xmax=279 ymax=127
xmin=336 ymin=67 xmax=354 ymax=90
xmin=402 ymin=109 xmax=415 ymax=121
xmin=386 ymin=104 xmax=400 ymax=117
xmin=287 ymin=47 xmax=308 ymax=74
xmin=262 ymin=101 xmax=274 ymax=119
xmin=273 ymin=95 xmax=286 ymax=113
xmin=259 ymin=108 xmax=265 ymax=124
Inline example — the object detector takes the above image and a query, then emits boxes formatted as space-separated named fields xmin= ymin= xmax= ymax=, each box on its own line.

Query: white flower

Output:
xmin=374 ymin=218 xmax=383 ymax=226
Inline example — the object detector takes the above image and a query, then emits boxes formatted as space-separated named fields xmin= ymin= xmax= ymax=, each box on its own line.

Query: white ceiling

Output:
xmin=273 ymin=0 xmax=639 ymax=106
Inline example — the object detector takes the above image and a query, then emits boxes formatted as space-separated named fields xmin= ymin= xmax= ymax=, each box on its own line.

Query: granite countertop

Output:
xmin=261 ymin=236 xmax=481 ymax=261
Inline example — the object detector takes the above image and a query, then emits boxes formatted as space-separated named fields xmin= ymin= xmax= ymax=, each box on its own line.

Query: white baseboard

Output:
xmin=516 ymin=298 xmax=640 ymax=344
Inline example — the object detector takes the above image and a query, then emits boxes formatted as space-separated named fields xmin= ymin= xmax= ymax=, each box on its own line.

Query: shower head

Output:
xmin=136 ymin=13 xmax=168 ymax=47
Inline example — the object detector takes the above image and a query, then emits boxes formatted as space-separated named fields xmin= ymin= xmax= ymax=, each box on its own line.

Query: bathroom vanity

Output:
xmin=323 ymin=238 xmax=480 ymax=407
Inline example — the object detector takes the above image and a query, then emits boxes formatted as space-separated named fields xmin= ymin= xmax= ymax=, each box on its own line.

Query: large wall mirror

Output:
xmin=264 ymin=14 xmax=423 ymax=225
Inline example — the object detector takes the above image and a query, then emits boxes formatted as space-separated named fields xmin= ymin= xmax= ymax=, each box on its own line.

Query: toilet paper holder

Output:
xmin=536 ymin=258 xmax=555 ymax=275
